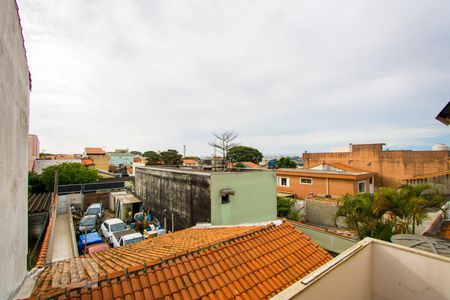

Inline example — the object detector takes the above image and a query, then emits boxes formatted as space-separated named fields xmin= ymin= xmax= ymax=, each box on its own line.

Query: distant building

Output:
xmin=83 ymin=147 xmax=109 ymax=171
xmin=276 ymin=163 xmax=375 ymax=199
xmin=135 ymin=166 xmax=277 ymax=230
xmin=303 ymin=143 xmax=450 ymax=188
xmin=33 ymin=158 xmax=81 ymax=174
xmin=109 ymin=149 xmax=134 ymax=167
xmin=28 ymin=134 xmax=39 ymax=172
xmin=182 ymin=158 xmax=199 ymax=167
xmin=0 ymin=0 xmax=31 ymax=297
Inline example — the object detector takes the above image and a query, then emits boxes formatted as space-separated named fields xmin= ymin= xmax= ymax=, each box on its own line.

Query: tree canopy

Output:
xmin=130 ymin=151 xmax=142 ymax=156
xmin=335 ymin=184 xmax=444 ymax=241
xmin=40 ymin=162 xmax=98 ymax=191
xmin=208 ymin=131 xmax=239 ymax=162
xmin=143 ymin=151 xmax=161 ymax=165
xmin=227 ymin=146 xmax=263 ymax=163
xmin=159 ymin=149 xmax=182 ymax=165
xmin=276 ymin=157 xmax=297 ymax=168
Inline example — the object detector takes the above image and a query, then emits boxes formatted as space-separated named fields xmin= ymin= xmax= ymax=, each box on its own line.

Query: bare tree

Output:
xmin=208 ymin=131 xmax=239 ymax=163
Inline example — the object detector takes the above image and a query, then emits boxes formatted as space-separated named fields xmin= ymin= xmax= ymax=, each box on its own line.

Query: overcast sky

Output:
xmin=18 ymin=0 xmax=450 ymax=156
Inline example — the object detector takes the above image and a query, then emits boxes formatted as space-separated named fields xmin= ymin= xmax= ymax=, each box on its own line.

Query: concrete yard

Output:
xmin=51 ymin=214 xmax=74 ymax=262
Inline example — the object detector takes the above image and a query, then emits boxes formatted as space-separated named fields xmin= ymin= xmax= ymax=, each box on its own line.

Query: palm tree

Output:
xmin=398 ymin=184 xmax=444 ymax=234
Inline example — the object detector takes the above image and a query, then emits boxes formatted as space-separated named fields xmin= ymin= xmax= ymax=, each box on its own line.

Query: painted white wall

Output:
xmin=0 ymin=0 xmax=30 ymax=298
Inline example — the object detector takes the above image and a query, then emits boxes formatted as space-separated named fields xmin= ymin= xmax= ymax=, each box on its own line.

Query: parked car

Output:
xmin=78 ymin=232 xmax=103 ymax=254
xmin=101 ymin=218 xmax=127 ymax=243
xmin=85 ymin=203 xmax=104 ymax=219
xmin=85 ymin=242 xmax=110 ymax=254
xmin=111 ymin=230 xmax=144 ymax=248
xmin=78 ymin=214 xmax=99 ymax=235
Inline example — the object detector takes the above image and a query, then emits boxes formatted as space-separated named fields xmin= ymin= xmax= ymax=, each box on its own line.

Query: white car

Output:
xmin=111 ymin=230 xmax=144 ymax=248
xmin=100 ymin=218 xmax=127 ymax=243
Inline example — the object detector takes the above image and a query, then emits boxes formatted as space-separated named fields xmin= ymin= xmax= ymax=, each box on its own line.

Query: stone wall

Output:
xmin=304 ymin=144 xmax=449 ymax=188
xmin=135 ymin=167 xmax=211 ymax=230
xmin=0 ymin=0 xmax=30 ymax=298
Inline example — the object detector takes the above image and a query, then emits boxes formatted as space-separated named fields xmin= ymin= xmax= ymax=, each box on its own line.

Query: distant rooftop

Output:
xmin=277 ymin=163 xmax=374 ymax=178
xmin=84 ymin=147 xmax=106 ymax=155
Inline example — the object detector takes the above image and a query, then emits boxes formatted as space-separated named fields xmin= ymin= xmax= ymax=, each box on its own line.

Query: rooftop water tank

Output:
xmin=432 ymin=143 xmax=449 ymax=151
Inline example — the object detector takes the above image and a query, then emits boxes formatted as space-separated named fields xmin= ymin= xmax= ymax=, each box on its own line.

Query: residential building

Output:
xmin=33 ymin=158 xmax=81 ymax=174
xmin=273 ymin=237 xmax=450 ymax=300
xmin=135 ymin=166 xmax=277 ymax=230
xmin=109 ymin=149 xmax=135 ymax=167
xmin=277 ymin=163 xmax=375 ymax=199
xmin=28 ymin=134 xmax=39 ymax=172
xmin=303 ymin=143 xmax=450 ymax=188
xmin=0 ymin=0 xmax=31 ymax=297
xmin=403 ymin=170 xmax=450 ymax=196
xmin=29 ymin=221 xmax=332 ymax=299
xmin=82 ymin=147 xmax=109 ymax=171
xmin=182 ymin=158 xmax=200 ymax=167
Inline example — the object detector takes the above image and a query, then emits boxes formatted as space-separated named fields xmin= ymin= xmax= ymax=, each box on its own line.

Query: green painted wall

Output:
xmin=210 ymin=171 xmax=277 ymax=225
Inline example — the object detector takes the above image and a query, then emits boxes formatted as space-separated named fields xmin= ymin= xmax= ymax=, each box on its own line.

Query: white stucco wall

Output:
xmin=0 ymin=0 xmax=30 ymax=298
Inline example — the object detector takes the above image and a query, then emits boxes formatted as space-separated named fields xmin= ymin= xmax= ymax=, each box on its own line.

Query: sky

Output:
xmin=18 ymin=0 xmax=450 ymax=156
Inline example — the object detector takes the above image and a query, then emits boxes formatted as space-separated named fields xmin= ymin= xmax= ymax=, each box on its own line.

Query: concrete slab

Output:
xmin=51 ymin=214 xmax=74 ymax=262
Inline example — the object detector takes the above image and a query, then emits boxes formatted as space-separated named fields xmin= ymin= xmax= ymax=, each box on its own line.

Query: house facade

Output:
xmin=303 ymin=143 xmax=449 ymax=188
xmin=276 ymin=163 xmax=375 ymax=199
xmin=83 ymin=147 xmax=109 ymax=171
xmin=135 ymin=166 xmax=277 ymax=230
xmin=109 ymin=149 xmax=135 ymax=167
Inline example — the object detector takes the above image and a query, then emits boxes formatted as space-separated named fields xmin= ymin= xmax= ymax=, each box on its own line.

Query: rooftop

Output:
xmin=28 ymin=193 xmax=53 ymax=214
xmin=277 ymin=163 xmax=374 ymax=178
xmin=136 ymin=165 xmax=272 ymax=176
xmin=30 ymin=222 xmax=332 ymax=299
xmin=84 ymin=147 xmax=107 ymax=155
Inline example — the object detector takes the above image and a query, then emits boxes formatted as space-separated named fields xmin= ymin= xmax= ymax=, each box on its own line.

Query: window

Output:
xmin=277 ymin=177 xmax=289 ymax=187
xmin=221 ymin=194 xmax=230 ymax=204
xmin=358 ymin=181 xmax=366 ymax=193
xmin=300 ymin=177 xmax=313 ymax=185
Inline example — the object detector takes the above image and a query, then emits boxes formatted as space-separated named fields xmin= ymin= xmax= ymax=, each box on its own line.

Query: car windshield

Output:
xmin=110 ymin=223 xmax=126 ymax=232
xmin=86 ymin=207 xmax=100 ymax=215
xmin=124 ymin=237 xmax=144 ymax=245
xmin=80 ymin=217 xmax=96 ymax=226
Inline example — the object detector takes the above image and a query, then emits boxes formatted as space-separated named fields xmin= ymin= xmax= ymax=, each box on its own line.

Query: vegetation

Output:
xmin=143 ymin=151 xmax=161 ymax=165
xmin=227 ymin=146 xmax=263 ymax=163
xmin=335 ymin=184 xmax=444 ymax=241
xmin=28 ymin=172 xmax=46 ymax=193
xmin=276 ymin=157 xmax=297 ymax=168
xmin=277 ymin=196 xmax=296 ymax=218
xmin=130 ymin=151 xmax=142 ymax=155
xmin=40 ymin=162 xmax=98 ymax=192
xmin=159 ymin=149 xmax=182 ymax=165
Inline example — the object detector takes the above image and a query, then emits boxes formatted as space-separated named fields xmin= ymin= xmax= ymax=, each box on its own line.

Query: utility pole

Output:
xmin=183 ymin=145 xmax=186 ymax=157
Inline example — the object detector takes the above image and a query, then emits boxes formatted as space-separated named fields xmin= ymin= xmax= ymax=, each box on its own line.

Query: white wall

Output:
xmin=0 ymin=0 xmax=30 ymax=298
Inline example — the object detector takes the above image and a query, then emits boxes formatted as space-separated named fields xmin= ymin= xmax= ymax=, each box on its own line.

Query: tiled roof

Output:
xmin=81 ymin=159 xmax=95 ymax=166
xmin=439 ymin=221 xmax=450 ymax=240
xmin=35 ymin=194 xmax=57 ymax=268
xmin=327 ymin=163 xmax=372 ymax=173
xmin=28 ymin=193 xmax=53 ymax=214
xmin=404 ymin=170 xmax=450 ymax=180
xmin=85 ymin=147 xmax=106 ymax=155
xmin=241 ymin=161 xmax=261 ymax=168
xmin=30 ymin=222 xmax=331 ymax=299
xmin=32 ymin=226 xmax=262 ymax=296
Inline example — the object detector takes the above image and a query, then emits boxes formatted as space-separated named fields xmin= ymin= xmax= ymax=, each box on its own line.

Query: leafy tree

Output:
xmin=41 ymin=163 xmax=98 ymax=191
xmin=227 ymin=146 xmax=263 ymax=163
xmin=130 ymin=151 xmax=142 ymax=156
xmin=160 ymin=149 xmax=182 ymax=165
xmin=276 ymin=157 xmax=297 ymax=168
xmin=183 ymin=156 xmax=200 ymax=160
xmin=277 ymin=197 xmax=296 ymax=218
xmin=28 ymin=172 xmax=46 ymax=193
xmin=143 ymin=151 xmax=161 ymax=165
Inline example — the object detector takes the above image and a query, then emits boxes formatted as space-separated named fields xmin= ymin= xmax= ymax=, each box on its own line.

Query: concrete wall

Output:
xmin=135 ymin=167 xmax=211 ymax=230
xmin=303 ymin=144 xmax=449 ymax=188
xmin=109 ymin=154 xmax=134 ymax=167
xmin=304 ymin=199 xmax=340 ymax=227
xmin=28 ymin=134 xmax=39 ymax=172
xmin=210 ymin=171 xmax=277 ymax=225
xmin=90 ymin=154 xmax=109 ymax=171
xmin=0 ymin=0 xmax=30 ymax=298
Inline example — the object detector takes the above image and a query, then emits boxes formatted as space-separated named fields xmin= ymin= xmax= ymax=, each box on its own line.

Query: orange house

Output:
xmin=276 ymin=163 xmax=376 ymax=199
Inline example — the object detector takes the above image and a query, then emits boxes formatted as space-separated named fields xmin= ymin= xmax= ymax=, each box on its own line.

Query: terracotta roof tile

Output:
xmin=29 ymin=222 xmax=332 ymax=300
xmin=84 ymin=147 xmax=106 ymax=155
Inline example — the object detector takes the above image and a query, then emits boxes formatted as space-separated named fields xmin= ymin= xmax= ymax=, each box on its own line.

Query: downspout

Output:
xmin=326 ymin=177 xmax=329 ymax=195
